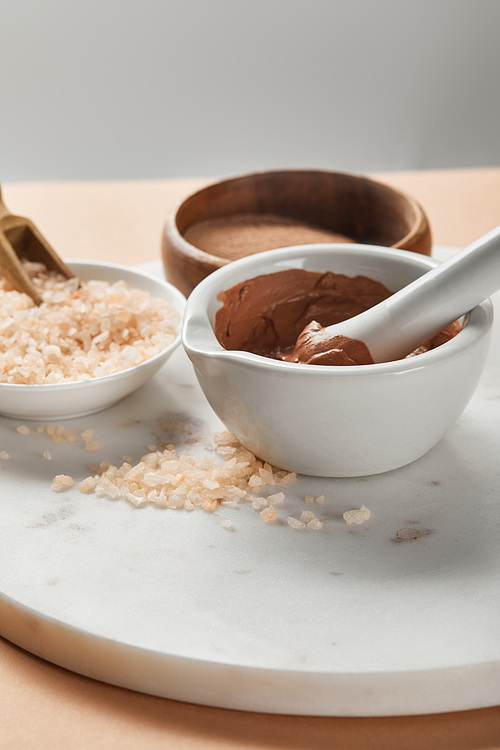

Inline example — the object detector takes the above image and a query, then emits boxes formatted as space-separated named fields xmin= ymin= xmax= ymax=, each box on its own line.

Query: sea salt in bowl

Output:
xmin=182 ymin=244 xmax=493 ymax=477
xmin=0 ymin=260 xmax=185 ymax=420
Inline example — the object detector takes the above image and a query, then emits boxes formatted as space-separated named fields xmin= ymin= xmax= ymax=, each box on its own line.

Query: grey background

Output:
xmin=1 ymin=0 xmax=499 ymax=182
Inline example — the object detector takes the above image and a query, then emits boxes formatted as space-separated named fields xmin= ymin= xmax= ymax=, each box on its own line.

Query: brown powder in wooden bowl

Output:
xmin=183 ymin=213 xmax=353 ymax=261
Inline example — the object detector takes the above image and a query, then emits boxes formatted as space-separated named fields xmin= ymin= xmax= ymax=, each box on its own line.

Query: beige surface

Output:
xmin=3 ymin=168 xmax=500 ymax=268
xmin=2 ymin=169 xmax=500 ymax=749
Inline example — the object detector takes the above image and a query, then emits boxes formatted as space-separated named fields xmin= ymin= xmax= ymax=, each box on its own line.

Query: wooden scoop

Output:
xmin=0 ymin=186 xmax=75 ymax=304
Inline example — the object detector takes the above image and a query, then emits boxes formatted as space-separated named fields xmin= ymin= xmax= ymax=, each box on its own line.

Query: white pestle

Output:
xmin=296 ymin=225 xmax=500 ymax=364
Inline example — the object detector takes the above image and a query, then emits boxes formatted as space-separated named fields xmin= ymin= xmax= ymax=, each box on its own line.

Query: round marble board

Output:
xmin=0 ymin=248 xmax=499 ymax=716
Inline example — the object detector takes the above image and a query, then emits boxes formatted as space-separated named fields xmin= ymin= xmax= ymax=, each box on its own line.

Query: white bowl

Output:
xmin=182 ymin=244 xmax=494 ymax=477
xmin=0 ymin=260 xmax=185 ymax=420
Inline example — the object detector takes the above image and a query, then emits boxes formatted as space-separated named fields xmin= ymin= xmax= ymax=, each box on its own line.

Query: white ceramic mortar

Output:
xmin=182 ymin=244 xmax=493 ymax=477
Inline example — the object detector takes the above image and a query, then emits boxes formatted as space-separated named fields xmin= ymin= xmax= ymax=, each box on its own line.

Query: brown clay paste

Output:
xmin=214 ymin=268 xmax=461 ymax=365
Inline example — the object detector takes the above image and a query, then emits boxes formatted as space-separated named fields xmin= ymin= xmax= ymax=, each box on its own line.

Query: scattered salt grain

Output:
xmin=221 ymin=498 xmax=238 ymax=508
xmin=249 ymin=475 xmax=264 ymax=488
xmin=287 ymin=516 xmax=305 ymax=530
xmin=51 ymin=474 xmax=74 ymax=492
xmin=300 ymin=510 xmax=317 ymax=523
xmin=43 ymin=450 xmax=52 ymax=460
xmin=81 ymin=429 xmax=102 ymax=452
xmin=252 ymin=497 xmax=268 ymax=510
xmin=299 ymin=510 xmax=324 ymax=529
xmin=85 ymin=440 xmax=102 ymax=452
xmin=16 ymin=425 xmax=30 ymax=435
xmin=267 ymin=492 xmax=285 ymax=505
xmin=0 ymin=451 xmax=9 ymax=460
xmin=304 ymin=494 xmax=325 ymax=505
xmin=277 ymin=471 xmax=296 ymax=488
xmin=80 ymin=431 xmax=296 ymax=511
xmin=260 ymin=506 xmax=278 ymax=523
xmin=343 ymin=504 xmax=371 ymax=525
xmin=222 ymin=519 xmax=233 ymax=529
xmin=79 ymin=475 xmax=96 ymax=494
xmin=307 ymin=519 xmax=324 ymax=530
xmin=259 ymin=466 xmax=274 ymax=484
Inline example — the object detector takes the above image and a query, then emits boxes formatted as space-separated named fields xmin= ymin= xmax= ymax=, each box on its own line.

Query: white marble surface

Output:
xmin=0 ymin=251 xmax=499 ymax=716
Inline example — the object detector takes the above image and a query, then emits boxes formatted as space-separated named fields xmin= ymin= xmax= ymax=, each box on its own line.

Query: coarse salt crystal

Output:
xmin=252 ymin=497 xmax=268 ymax=510
xmin=222 ymin=519 xmax=233 ymax=529
xmin=203 ymin=499 xmax=218 ymax=513
xmin=16 ymin=425 xmax=30 ymax=435
xmin=78 ymin=432 xmax=297 ymax=512
xmin=277 ymin=472 xmax=296 ymax=487
xmin=0 ymin=264 xmax=179 ymax=384
xmin=260 ymin=506 xmax=278 ymax=523
xmin=307 ymin=519 xmax=324 ymax=530
xmin=259 ymin=467 xmax=273 ymax=484
xmin=203 ymin=479 xmax=220 ymax=490
xmin=287 ymin=516 xmax=305 ymax=530
xmin=0 ymin=451 xmax=9 ymax=460
xmin=249 ymin=475 xmax=264 ymax=487
xmin=214 ymin=431 xmax=235 ymax=446
xmin=79 ymin=477 xmax=96 ymax=493
xmin=84 ymin=440 xmax=102 ymax=452
xmin=300 ymin=510 xmax=317 ymax=523
xmin=267 ymin=492 xmax=285 ymax=505
xmin=51 ymin=474 xmax=74 ymax=492
xmin=343 ymin=504 xmax=371 ymax=525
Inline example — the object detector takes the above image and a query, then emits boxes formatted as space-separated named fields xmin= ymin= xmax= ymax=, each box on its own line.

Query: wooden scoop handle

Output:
xmin=0 ymin=232 xmax=43 ymax=304
xmin=0 ymin=186 xmax=13 ymax=223
xmin=0 ymin=185 xmax=74 ymax=304
xmin=0 ymin=184 xmax=74 ymax=272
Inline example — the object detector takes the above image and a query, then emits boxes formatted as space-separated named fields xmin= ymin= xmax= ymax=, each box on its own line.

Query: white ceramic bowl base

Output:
xmin=183 ymin=244 xmax=493 ymax=477
xmin=0 ymin=251 xmax=499 ymax=717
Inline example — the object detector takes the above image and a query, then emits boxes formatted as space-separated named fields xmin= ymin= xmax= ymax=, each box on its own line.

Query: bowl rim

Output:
xmin=0 ymin=259 xmax=186 ymax=392
xmin=165 ymin=168 xmax=431 ymax=267
xmin=182 ymin=243 xmax=494 ymax=375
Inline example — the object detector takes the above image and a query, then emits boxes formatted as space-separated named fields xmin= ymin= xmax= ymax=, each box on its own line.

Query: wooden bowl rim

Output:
xmin=163 ymin=168 xmax=430 ymax=268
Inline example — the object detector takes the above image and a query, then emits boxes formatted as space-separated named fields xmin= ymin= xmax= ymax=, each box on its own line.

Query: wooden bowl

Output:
xmin=161 ymin=169 xmax=432 ymax=296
